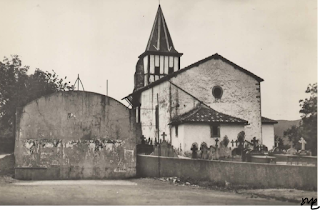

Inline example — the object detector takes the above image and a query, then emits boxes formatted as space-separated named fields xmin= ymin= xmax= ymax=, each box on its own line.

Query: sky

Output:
xmin=0 ymin=0 xmax=317 ymax=120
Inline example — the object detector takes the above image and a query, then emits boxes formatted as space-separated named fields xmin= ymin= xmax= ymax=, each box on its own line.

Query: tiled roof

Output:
xmin=261 ymin=116 xmax=278 ymax=124
xmin=169 ymin=105 xmax=248 ymax=125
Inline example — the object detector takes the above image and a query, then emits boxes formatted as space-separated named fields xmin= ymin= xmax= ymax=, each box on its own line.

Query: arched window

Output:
xmin=212 ymin=86 xmax=223 ymax=99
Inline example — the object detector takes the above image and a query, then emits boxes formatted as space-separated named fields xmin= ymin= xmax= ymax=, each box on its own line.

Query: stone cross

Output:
xmin=161 ymin=132 xmax=167 ymax=142
xmin=215 ymin=138 xmax=219 ymax=147
xmin=231 ymin=140 xmax=234 ymax=147
xmin=299 ymin=137 xmax=307 ymax=150
xmin=275 ymin=138 xmax=280 ymax=147
xmin=235 ymin=140 xmax=238 ymax=147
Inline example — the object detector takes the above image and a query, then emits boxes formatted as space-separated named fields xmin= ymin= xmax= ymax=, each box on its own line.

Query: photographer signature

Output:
xmin=301 ymin=198 xmax=319 ymax=209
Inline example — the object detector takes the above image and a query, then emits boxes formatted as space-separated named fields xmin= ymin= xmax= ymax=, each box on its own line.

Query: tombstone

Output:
xmin=287 ymin=147 xmax=297 ymax=155
xmin=218 ymin=142 xmax=231 ymax=158
xmin=148 ymin=138 xmax=151 ymax=145
xmin=231 ymin=140 xmax=235 ymax=147
xmin=167 ymin=145 xmax=175 ymax=157
xmin=160 ymin=141 xmax=169 ymax=156
xmin=208 ymin=146 xmax=215 ymax=160
xmin=299 ymin=137 xmax=307 ymax=151
xmin=215 ymin=138 xmax=219 ymax=147
xmin=215 ymin=147 xmax=220 ymax=159
xmin=200 ymin=142 xmax=209 ymax=159
xmin=161 ymin=132 xmax=167 ymax=142
xmin=191 ymin=143 xmax=198 ymax=159
xmin=153 ymin=145 xmax=159 ymax=156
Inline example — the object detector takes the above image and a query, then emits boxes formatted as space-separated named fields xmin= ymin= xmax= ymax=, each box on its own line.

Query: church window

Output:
xmin=168 ymin=67 xmax=174 ymax=74
xmin=175 ymin=125 xmax=178 ymax=137
xmin=210 ymin=124 xmax=220 ymax=138
xmin=212 ymin=86 xmax=223 ymax=99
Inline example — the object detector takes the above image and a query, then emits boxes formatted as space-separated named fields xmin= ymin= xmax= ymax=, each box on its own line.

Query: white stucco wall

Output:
xmin=262 ymin=124 xmax=275 ymax=150
xmin=171 ymin=57 xmax=262 ymax=142
xmin=181 ymin=123 xmax=245 ymax=152
xmin=139 ymin=80 xmax=199 ymax=148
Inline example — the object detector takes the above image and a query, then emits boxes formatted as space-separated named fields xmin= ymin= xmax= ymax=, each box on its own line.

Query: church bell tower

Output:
xmin=134 ymin=5 xmax=183 ymax=91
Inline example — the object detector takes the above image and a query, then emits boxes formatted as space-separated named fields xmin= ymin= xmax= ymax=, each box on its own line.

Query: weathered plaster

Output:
xmin=171 ymin=58 xmax=262 ymax=141
xmin=15 ymin=91 xmax=139 ymax=179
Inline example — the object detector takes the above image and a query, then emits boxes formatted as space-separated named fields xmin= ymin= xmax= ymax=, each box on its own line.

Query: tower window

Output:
xmin=155 ymin=66 xmax=160 ymax=75
xmin=212 ymin=86 xmax=223 ymax=99
xmin=169 ymin=67 xmax=174 ymax=74
xmin=210 ymin=124 xmax=220 ymax=138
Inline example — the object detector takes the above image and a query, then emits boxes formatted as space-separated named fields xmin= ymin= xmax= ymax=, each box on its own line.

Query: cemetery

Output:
xmin=137 ymin=130 xmax=316 ymax=166
xmin=136 ymin=130 xmax=317 ymax=190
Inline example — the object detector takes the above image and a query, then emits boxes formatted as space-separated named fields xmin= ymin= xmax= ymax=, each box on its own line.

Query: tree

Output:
xmin=0 ymin=55 xmax=73 ymax=139
xmin=283 ymin=83 xmax=317 ymax=155
xmin=274 ymin=135 xmax=290 ymax=150
xmin=299 ymin=83 xmax=317 ymax=155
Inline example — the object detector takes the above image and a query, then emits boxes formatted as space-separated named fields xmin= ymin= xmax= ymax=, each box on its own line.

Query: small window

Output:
xmin=175 ymin=125 xmax=178 ymax=137
xmin=210 ymin=124 xmax=220 ymax=138
xmin=212 ymin=86 xmax=223 ymax=99
xmin=168 ymin=67 xmax=174 ymax=74
xmin=155 ymin=66 xmax=160 ymax=75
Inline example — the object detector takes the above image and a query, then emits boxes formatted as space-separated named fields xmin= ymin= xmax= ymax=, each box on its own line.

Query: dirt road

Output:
xmin=0 ymin=178 xmax=296 ymax=205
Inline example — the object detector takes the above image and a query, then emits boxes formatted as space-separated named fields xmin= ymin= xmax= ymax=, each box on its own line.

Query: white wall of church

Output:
xmin=139 ymin=81 xmax=199 ymax=149
xmin=181 ymin=123 xmax=245 ymax=152
xmin=262 ymin=124 xmax=275 ymax=151
xmin=170 ymin=58 xmax=262 ymax=142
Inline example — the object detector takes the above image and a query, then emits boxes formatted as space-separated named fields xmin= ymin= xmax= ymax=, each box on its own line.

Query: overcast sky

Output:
xmin=0 ymin=0 xmax=317 ymax=120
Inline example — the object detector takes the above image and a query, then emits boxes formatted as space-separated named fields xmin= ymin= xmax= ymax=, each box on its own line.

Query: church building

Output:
xmin=123 ymin=5 xmax=277 ymax=153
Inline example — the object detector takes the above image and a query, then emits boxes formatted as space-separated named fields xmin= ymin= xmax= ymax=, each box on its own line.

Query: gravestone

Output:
xmin=299 ymin=137 xmax=307 ymax=151
xmin=200 ymin=142 xmax=209 ymax=159
xmin=191 ymin=143 xmax=198 ymax=159
xmin=208 ymin=146 xmax=216 ymax=160
xmin=287 ymin=147 xmax=297 ymax=155
xmin=160 ymin=140 xmax=169 ymax=156
xmin=218 ymin=142 xmax=231 ymax=158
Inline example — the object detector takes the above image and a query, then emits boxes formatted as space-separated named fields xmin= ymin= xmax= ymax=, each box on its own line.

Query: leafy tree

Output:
xmin=222 ymin=135 xmax=229 ymax=147
xmin=0 ymin=55 xmax=73 ymax=139
xmin=299 ymin=83 xmax=317 ymax=155
xmin=283 ymin=83 xmax=317 ymax=155
xmin=237 ymin=131 xmax=245 ymax=146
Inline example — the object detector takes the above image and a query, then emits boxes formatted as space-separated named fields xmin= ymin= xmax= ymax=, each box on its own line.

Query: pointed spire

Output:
xmin=144 ymin=5 xmax=180 ymax=55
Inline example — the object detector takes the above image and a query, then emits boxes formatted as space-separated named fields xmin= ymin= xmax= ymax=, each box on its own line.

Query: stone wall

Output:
xmin=137 ymin=155 xmax=317 ymax=190
xmin=14 ymin=91 xmax=139 ymax=180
